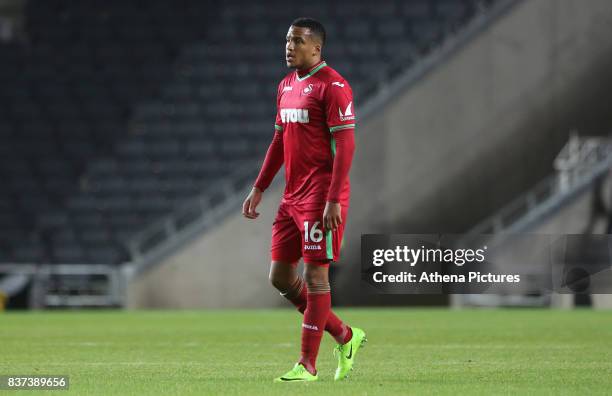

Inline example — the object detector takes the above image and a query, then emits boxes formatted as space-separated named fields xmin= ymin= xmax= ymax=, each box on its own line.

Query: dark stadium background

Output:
xmin=1 ymin=1 xmax=612 ymax=394
xmin=0 ymin=0 xmax=610 ymax=315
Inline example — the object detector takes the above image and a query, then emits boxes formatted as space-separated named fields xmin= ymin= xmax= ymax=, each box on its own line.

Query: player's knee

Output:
xmin=268 ymin=273 xmax=283 ymax=291
xmin=303 ymin=268 xmax=329 ymax=290
xmin=268 ymin=271 xmax=291 ymax=292
xmin=269 ymin=260 xmax=298 ymax=291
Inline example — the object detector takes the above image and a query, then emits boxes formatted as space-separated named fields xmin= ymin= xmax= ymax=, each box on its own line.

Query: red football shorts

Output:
xmin=270 ymin=202 xmax=348 ymax=264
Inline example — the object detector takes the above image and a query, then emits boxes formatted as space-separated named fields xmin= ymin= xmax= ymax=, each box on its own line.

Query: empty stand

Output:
xmin=0 ymin=0 xmax=489 ymax=264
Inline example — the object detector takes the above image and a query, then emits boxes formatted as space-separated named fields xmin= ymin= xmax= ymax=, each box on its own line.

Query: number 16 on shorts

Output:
xmin=304 ymin=221 xmax=323 ymax=243
xmin=270 ymin=203 xmax=346 ymax=263
xmin=303 ymin=220 xmax=337 ymax=261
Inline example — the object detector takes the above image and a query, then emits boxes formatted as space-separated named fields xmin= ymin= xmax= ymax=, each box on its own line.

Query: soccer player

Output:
xmin=242 ymin=17 xmax=366 ymax=382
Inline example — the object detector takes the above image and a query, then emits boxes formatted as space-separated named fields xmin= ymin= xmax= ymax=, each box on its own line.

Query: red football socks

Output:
xmin=299 ymin=290 xmax=330 ymax=374
xmin=286 ymin=277 xmax=352 ymax=344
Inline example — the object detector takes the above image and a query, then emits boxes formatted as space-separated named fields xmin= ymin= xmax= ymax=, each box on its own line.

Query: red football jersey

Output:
xmin=274 ymin=60 xmax=355 ymax=207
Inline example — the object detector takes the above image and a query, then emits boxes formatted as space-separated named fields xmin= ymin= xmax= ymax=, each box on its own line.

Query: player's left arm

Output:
xmin=323 ymin=79 xmax=356 ymax=231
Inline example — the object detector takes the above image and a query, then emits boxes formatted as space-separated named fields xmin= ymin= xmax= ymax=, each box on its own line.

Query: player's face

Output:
xmin=285 ymin=26 xmax=320 ymax=69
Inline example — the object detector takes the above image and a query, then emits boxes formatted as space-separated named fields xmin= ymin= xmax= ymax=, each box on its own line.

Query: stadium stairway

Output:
xmin=128 ymin=0 xmax=612 ymax=308
xmin=0 ymin=0 xmax=500 ymax=308
xmin=126 ymin=0 xmax=521 ymax=308
xmin=1 ymin=0 xmax=485 ymax=266
xmin=24 ymin=0 xmax=488 ymax=267
xmin=454 ymin=135 xmax=612 ymax=309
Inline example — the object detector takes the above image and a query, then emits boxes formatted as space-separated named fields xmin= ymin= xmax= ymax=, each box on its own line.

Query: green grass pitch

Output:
xmin=1 ymin=308 xmax=611 ymax=395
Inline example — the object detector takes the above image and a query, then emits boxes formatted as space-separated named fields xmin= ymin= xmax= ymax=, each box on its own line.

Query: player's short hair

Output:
xmin=291 ymin=17 xmax=326 ymax=46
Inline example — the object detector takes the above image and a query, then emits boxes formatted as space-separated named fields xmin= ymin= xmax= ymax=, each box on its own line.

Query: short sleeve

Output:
xmin=325 ymin=79 xmax=355 ymax=133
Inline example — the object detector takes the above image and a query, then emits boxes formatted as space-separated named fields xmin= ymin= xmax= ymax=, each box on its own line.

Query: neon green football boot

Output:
xmin=273 ymin=363 xmax=319 ymax=383
xmin=334 ymin=327 xmax=367 ymax=381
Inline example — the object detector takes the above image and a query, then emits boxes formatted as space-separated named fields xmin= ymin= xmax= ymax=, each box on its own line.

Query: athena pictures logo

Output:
xmin=361 ymin=234 xmax=612 ymax=294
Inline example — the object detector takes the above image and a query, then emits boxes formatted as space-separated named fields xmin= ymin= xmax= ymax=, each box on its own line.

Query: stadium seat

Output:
xmin=0 ymin=0 xmax=494 ymax=264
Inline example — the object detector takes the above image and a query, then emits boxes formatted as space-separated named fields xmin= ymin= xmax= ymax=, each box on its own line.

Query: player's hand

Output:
xmin=242 ymin=187 xmax=262 ymax=219
xmin=323 ymin=201 xmax=342 ymax=231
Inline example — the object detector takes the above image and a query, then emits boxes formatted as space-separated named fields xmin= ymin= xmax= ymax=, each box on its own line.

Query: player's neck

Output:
xmin=297 ymin=58 xmax=324 ymax=77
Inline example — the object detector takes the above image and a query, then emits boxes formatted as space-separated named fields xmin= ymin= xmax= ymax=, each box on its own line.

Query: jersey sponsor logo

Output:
xmin=332 ymin=81 xmax=345 ymax=88
xmin=302 ymin=83 xmax=314 ymax=95
xmin=304 ymin=244 xmax=322 ymax=250
xmin=339 ymin=101 xmax=355 ymax=121
xmin=280 ymin=108 xmax=309 ymax=123
xmin=282 ymin=86 xmax=293 ymax=92
xmin=302 ymin=323 xmax=319 ymax=331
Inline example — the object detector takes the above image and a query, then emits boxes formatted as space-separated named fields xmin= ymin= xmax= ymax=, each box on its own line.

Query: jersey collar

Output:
xmin=296 ymin=60 xmax=327 ymax=81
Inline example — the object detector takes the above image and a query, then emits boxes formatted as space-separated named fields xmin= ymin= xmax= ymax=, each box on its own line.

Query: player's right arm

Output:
xmin=242 ymin=131 xmax=283 ymax=219
xmin=242 ymin=84 xmax=285 ymax=220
